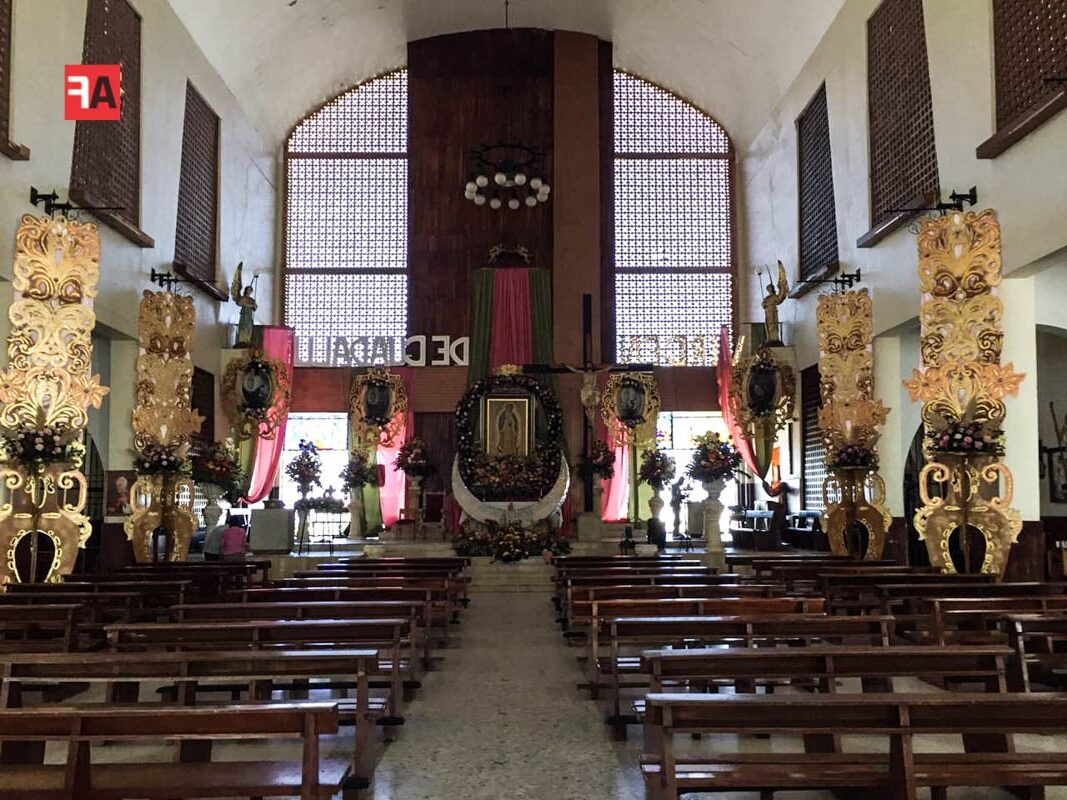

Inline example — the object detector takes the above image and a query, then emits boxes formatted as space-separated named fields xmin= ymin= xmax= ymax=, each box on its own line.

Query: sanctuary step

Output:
xmin=468 ymin=557 xmax=553 ymax=592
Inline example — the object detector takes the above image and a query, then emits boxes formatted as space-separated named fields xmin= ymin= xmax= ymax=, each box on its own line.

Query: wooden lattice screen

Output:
xmin=613 ymin=72 xmax=734 ymax=366
xmin=797 ymin=84 xmax=838 ymax=281
xmin=70 ymin=0 xmax=146 ymax=243
xmin=174 ymin=82 xmax=220 ymax=286
xmin=992 ymin=0 xmax=1067 ymax=130
xmin=0 ymin=0 xmax=12 ymax=151
xmin=866 ymin=0 xmax=939 ymax=227
xmin=801 ymin=364 xmax=826 ymax=511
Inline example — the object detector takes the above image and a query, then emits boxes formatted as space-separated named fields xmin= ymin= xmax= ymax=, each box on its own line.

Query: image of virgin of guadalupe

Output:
xmin=617 ymin=381 xmax=646 ymax=426
xmin=496 ymin=402 xmax=521 ymax=456
xmin=241 ymin=363 xmax=273 ymax=410
xmin=363 ymin=381 xmax=392 ymax=424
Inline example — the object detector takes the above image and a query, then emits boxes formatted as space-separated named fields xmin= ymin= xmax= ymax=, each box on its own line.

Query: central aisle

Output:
xmin=368 ymin=591 xmax=643 ymax=800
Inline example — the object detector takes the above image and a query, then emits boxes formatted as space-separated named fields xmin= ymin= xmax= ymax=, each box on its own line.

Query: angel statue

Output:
xmin=230 ymin=262 xmax=258 ymax=347
xmin=761 ymin=260 xmax=789 ymax=346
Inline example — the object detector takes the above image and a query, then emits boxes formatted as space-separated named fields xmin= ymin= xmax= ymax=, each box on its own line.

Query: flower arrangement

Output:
xmin=455 ymin=374 xmax=564 ymax=502
xmin=340 ymin=450 xmax=380 ymax=493
xmin=639 ymin=448 xmax=676 ymax=491
xmin=1 ymin=423 xmax=81 ymax=468
xmin=294 ymin=495 xmax=347 ymax=514
xmin=285 ymin=439 xmax=322 ymax=496
xmin=589 ymin=439 xmax=615 ymax=480
xmin=134 ymin=442 xmax=190 ymax=476
xmin=928 ymin=419 xmax=1000 ymax=456
xmin=687 ymin=432 xmax=742 ymax=483
xmin=466 ymin=452 xmax=552 ymax=501
xmin=191 ymin=438 xmax=244 ymax=501
xmin=395 ymin=437 xmax=431 ymax=477
xmin=452 ymin=520 xmax=571 ymax=562
xmin=828 ymin=443 xmax=877 ymax=469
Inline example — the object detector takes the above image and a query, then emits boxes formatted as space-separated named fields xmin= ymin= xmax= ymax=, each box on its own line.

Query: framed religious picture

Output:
xmin=105 ymin=470 xmax=137 ymax=517
xmin=616 ymin=378 xmax=648 ymax=427
xmin=239 ymin=359 xmax=274 ymax=411
xmin=1047 ymin=447 xmax=1067 ymax=503
xmin=221 ymin=350 xmax=292 ymax=440
xmin=485 ymin=396 xmax=530 ymax=457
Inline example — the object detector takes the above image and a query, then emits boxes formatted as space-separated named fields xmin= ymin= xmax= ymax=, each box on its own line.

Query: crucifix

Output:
xmin=523 ymin=293 xmax=652 ymax=511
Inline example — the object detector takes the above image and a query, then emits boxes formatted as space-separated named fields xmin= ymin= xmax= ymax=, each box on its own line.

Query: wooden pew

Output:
xmin=280 ymin=575 xmax=465 ymax=621
xmin=173 ymin=599 xmax=435 ymax=671
xmin=0 ymin=591 xmax=143 ymax=623
xmin=552 ymin=560 xmax=707 ymax=604
xmin=820 ymin=571 xmax=997 ymax=613
xmin=12 ymin=579 xmax=196 ymax=608
xmin=768 ymin=563 xmax=926 ymax=592
xmin=873 ymin=582 xmax=1067 ymax=623
xmin=0 ymin=649 xmax=381 ymax=785
xmin=1006 ymin=613 xmax=1067 ymax=691
xmin=104 ymin=618 xmax=409 ymax=717
xmin=598 ymin=614 xmax=894 ymax=735
xmin=641 ymin=693 xmax=1067 ymax=800
xmin=907 ymin=596 xmax=1067 ymax=646
xmin=0 ymin=605 xmax=84 ymax=653
xmin=0 ymin=703 xmax=348 ymax=799
xmin=122 ymin=557 xmax=272 ymax=584
xmin=115 ymin=562 xmax=261 ymax=596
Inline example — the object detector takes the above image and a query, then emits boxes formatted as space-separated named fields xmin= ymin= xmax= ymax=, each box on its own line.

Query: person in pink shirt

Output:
xmin=220 ymin=515 xmax=248 ymax=562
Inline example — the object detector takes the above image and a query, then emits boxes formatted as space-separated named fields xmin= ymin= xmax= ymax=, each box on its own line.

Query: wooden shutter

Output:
xmin=191 ymin=367 xmax=215 ymax=446
xmin=800 ymin=365 xmax=826 ymax=511
xmin=797 ymin=84 xmax=838 ymax=282
xmin=70 ymin=0 xmax=151 ymax=246
xmin=174 ymin=81 xmax=220 ymax=288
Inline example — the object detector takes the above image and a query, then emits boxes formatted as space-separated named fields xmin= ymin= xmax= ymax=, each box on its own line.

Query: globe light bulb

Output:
xmin=465 ymin=181 xmax=477 ymax=193
xmin=494 ymin=172 xmax=507 ymax=186
xmin=489 ymin=198 xmax=502 ymax=209
xmin=539 ymin=184 xmax=551 ymax=196
xmin=475 ymin=175 xmax=489 ymax=188
xmin=525 ymin=195 xmax=537 ymax=207
xmin=508 ymin=198 xmax=520 ymax=210
xmin=474 ymin=194 xmax=486 ymax=206
xmin=514 ymin=173 xmax=527 ymax=185
xmin=529 ymin=177 xmax=543 ymax=190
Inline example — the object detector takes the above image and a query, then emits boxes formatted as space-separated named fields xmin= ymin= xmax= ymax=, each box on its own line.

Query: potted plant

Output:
xmin=638 ymin=448 xmax=676 ymax=523
xmin=285 ymin=439 xmax=322 ymax=548
xmin=340 ymin=450 xmax=379 ymax=537
xmin=191 ymin=438 xmax=244 ymax=533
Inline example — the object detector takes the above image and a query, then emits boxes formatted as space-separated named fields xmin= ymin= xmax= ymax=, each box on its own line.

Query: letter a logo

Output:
xmin=65 ymin=65 xmax=121 ymax=121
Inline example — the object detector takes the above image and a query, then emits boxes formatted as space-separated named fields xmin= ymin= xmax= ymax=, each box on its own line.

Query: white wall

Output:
xmin=742 ymin=0 xmax=1067 ymax=521
xmin=2 ymin=0 xmax=276 ymax=468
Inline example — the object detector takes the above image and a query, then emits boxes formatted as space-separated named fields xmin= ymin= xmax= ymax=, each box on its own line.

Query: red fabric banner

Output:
xmin=488 ymin=268 xmax=532 ymax=369
xmin=243 ymin=326 xmax=295 ymax=503
xmin=376 ymin=367 xmax=414 ymax=527
xmin=716 ymin=325 xmax=761 ymax=479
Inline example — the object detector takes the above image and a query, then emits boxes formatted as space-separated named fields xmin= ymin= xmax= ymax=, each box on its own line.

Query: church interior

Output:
xmin=1 ymin=0 xmax=1067 ymax=797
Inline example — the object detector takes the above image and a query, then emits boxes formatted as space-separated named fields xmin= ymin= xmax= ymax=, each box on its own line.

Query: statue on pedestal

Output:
xmin=230 ymin=262 xmax=258 ymax=347
xmin=761 ymin=261 xmax=789 ymax=346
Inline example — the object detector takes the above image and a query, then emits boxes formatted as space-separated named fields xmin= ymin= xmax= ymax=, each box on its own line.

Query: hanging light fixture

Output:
xmin=464 ymin=143 xmax=551 ymax=210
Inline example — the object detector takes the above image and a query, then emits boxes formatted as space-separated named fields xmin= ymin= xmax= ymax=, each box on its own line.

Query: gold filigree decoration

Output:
xmin=908 ymin=211 xmax=1023 ymax=576
xmin=727 ymin=347 xmax=795 ymax=476
xmin=0 ymin=216 xmax=107 ymax=587
xmin=125 ymin=291 xmax=203 ymax=562
xmin=817 ymin=289 xmax=890 ymax=558
xmin=220 ymin=350 xmax=292 ymax=441
xmin=600 ymin=372 xmax=662 ymax=449
xmin=349 ymin=368 xmax=408 ymax=448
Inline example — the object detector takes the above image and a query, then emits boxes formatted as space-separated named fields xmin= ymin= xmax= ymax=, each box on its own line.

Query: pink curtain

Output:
xmin=595 ymin=373 xmax=631 ymax=522
xmin=488 ymin=268 xmax=532 ymax=369
xmin=716 ymin=325 xmax=761 ymax=478
xmin=243 ymin=327 xmax=295 ymax=503
xmin=376 ymin=367 xmax=414 ymax=527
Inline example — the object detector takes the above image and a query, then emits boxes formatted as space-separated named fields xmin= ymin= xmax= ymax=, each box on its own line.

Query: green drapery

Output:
xmin=348 ymin=367 xmax=384 ymax=533
xmin=529 ymin=269 xmax=553 ymax=367
xmin=467 ymin=270 xmax=495 ymax=384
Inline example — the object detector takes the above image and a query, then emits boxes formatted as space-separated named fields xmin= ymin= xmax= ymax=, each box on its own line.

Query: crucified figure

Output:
xmin=564 ymin=363 xmax=613 ymax=428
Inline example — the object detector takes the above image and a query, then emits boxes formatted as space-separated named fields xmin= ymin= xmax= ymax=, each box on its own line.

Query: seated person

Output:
xmin=220 ymin=515 xmax=248 ymax=562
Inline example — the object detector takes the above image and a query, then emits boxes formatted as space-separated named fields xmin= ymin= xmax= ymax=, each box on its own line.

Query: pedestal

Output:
xmin=350 ymin=490 xmax=365 ymax=538
xmin=250 ymin=507 xmax=294 ymax=554
xmin=200 ymin=483 xmax=224 ymax=534
xmin=702 ymin=479 xmax=726 ymax=571
xmin=404 ymin=474 xmax=423 ymax=520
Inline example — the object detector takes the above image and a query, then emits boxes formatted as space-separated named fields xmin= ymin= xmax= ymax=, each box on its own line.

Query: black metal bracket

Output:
xmin=150 ymin=268 xmax=191 ymax=292
xmin=888 ymin=186 xmax=978 ymax=216
xmin=797 ymin=268 xmax=863 ymax=293
xmin=29 ymin=186 xmax=123 ymax=218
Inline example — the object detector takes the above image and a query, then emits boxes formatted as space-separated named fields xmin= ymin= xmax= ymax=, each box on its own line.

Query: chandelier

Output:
xmin=464 ymin=143 xmax=551 ymax=210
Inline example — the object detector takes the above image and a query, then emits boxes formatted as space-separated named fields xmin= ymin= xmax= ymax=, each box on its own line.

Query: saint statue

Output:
xmin=761 ymin=261 xmax=789 ymax=346
xmin=496 ymin=402 xmax=520 ymax=455
xmin=230 ymin=262 xmax=258 ymax=347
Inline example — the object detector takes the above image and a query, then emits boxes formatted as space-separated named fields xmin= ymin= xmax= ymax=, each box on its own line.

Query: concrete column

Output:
xmin=873 ymin=335 xmax=904 ymax=517
xmin=108 ymin=340 xmax=139 ymax=469
xmin=1000 ymin=275 xmax=1041 ymax=522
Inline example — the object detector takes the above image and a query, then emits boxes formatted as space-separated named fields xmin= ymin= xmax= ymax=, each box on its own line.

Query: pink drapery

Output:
xmin=243 ymin=327 xmax=295 ymax=503
xmin=716 ymin=325 xmax=761 ymax=479
xmin=488 ymin=268 xmax=533 ymax=369
xmin=595 ymin=372 xmax=631 ymax=522
xmin=376 ymin=367 xmax=414 ymax=527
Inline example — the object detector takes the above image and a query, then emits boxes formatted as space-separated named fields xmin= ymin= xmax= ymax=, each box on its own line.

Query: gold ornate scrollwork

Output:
xmin=727 ymin=347 xmax=795 ymax=476
xmin=220 ymin=350 xmax=292 ymax=441
xmin=0 ymin=216 xmax=108 ymax=588
xmin=349 ymin=367 xmax=408 ymax=448
xmin=816 ymin=289 xmax=891 ymax=558
xmin=125 ymin=291 xmax=203 ymax=562
xmin=906 ymin=211 xmax=1023 ymax=576
xmin=600 ymin=372 xmax=661 ymax=449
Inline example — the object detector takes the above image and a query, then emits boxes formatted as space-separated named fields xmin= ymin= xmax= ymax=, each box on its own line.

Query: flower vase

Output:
xmin=200 ymin=482 xmax=224 ymax=534
xmin=350 ymin=489 xmax=365 ymax=538
xmin=296 ymin=492 xmax=310 ymax=553
xmin=593 ymin=483 xmax=604 ymax=518
xmin=701 ymin=478 xmax=726 ymax=569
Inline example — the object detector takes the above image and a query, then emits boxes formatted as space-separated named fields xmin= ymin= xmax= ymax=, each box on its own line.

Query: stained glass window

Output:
xmin=285 ymin=70 xmax=408 ymax=364
xmin=614 ymin=72 xmax=734 ymax=365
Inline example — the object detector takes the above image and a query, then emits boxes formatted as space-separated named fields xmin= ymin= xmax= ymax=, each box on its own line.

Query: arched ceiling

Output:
xmin=168 ymin=0 xmax=845 ymax=150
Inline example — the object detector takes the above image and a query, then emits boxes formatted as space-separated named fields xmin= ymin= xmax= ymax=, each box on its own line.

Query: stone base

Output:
xmin=468 ymin=556 xmax=553 ymax=592
xmin=575 ymin=512 xmax=602 ymax=540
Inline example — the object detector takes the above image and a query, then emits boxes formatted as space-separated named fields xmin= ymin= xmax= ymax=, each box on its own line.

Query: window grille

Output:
xmin=801 ymin=365 xmax=826 ymax=511
xmin=285 ymin=70 xmax=408 ymax=362
xmin=70 ymin=0 xmax=144 ymax=238
xmin=866 ymin=0 xmax=939 ymax=227
xmin=797 ymin=84 xmax=838 ymax=281
xmin=174 ymin=82 xmax=220 ymax=286
xmin=992 ymin=0 xmax=1067 ymax=131
xmin=613 ymin=72 xmax=733 ymax=366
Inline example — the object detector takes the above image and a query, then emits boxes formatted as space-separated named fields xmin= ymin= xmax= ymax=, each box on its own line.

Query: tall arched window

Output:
xmin=613 ymin=72 xmax=733 ymax=366
xmin=284 ymin=70 xmax=408 ymax=364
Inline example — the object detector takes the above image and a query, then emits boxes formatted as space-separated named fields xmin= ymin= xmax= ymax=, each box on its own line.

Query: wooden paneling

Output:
xmin=654 ymin=367 xmax=720 ymax=411
xmin=408 ymin=30 xmax=554 ymax=338
xmin=291 ymin=368 xmax=350 ymax=412
xmin=409 ymin=367 xmax=467 ymax=412
xmin=414 ymin=412 xmax=456 ymax=492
